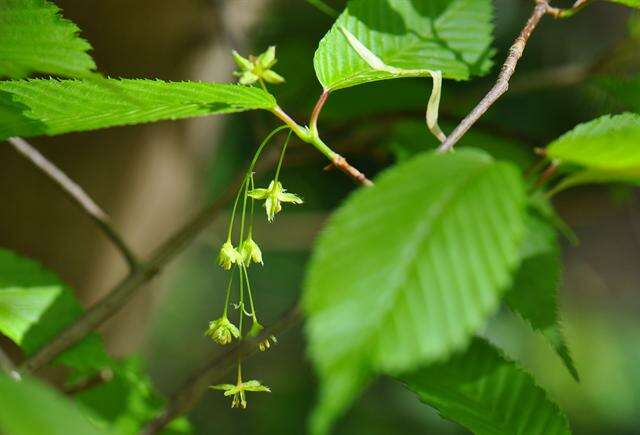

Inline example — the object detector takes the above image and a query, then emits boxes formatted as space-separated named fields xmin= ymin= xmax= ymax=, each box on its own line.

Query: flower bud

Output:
xmin=231 ymin=46 xmax=285 ymax=86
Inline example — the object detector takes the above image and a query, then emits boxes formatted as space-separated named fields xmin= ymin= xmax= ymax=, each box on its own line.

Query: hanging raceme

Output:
xmin=206 ymin=120 xmax=302 ymax=408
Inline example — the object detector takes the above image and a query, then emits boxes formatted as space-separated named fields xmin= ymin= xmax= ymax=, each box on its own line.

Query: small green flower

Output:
xmin=205 ymin=316 xmax=240 ymax=345
xmin=240 ymin=236 xmax=263 ymax=266
xmin=218 ymin=240 xmax=241 ymax=270
xmin=211 ymin=380 xmax=271 ymax=409
xmin=247 ymin=321 xmax=277 ymax=352
xmin=232 ymin=46 xmax=285 ymax=86
xmin=248 ymin=180 xmax=303 ymax=222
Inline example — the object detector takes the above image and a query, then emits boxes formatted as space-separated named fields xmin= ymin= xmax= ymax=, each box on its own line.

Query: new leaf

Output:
xmin=314 ymin=0 xmax=495 ymax=91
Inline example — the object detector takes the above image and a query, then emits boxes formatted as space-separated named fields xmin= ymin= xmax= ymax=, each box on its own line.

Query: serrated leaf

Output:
xmin=0 ymin=79 xmax=277 ymax=140
xmin=506 ymin=212 xmax=579 ymax=381
xmin=0 ymin=249 xmax=110 ymax=372
xmin=546 ymin=113 xmax=640 ymax=193
xmin=314 ymin=0 xmax=494 ymax=91
xmin=0 ymin=374 xmax=108 ymax=435
xmin=303 ymin=149 xmax=527 ymax=434
xmin=402 ymin=337 xmax=571 ymax=435
xmin=0 ymin=0 xmax=96 ymax=78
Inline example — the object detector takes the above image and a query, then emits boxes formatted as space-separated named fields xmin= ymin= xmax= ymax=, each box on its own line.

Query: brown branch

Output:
xmin=19 ymin=149 xmax=280 ymax=374
xmin=546 ymin=0 xmax=591 ymax=19
xmin=309 ymin=90 xmax=329 ymax=136
xmin=7 ymin=137 xmax=140 ymax=271
xmin=0 ymin=347 xmax=21 ymax=380
xmin=63 ymin=367 xmax=113 ymax=395
xmin=329 ymin=155 xmax=374 ymax=186
xmin=437 ymin=0 xmax=551 ymax=153
xmin=141 ymin=305 xmax=302 ymax=435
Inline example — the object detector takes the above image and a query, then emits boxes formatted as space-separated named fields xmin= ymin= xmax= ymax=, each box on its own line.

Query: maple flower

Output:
xmin=217 ymin=240 xmax=241 ymax=270
xmin=240 ymin=236 xmax=263 ymax=266
xmin=248 ymin=180 xmax=303 ymax=222
xmin=232 ymin=46 xmax=285 ymax=86
xmin=211 ymin=380 xmax=271 ymax=409
xmin=205 ymin=316 xmax=240 ymax=345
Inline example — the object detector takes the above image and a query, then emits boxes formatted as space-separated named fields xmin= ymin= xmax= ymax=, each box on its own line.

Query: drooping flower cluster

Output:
xmin=206 ymin=98 xmax=303 ymax=407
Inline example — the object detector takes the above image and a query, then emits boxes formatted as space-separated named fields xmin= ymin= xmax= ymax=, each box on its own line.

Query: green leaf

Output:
xmin=608 ymin=0 xmax=640 ymax=7
xmin=402 ymin=337 xmax=571 ymax=435
xmin=546 ymin=113 xmax=640 ymax=192
xmin=0 ymin=374 xmax=109 ymax=435
xmin=0 ymin=249 xmax=110 ymax=372
xmin=0 ymin=79 xmax=277 ymax=140
xmin=314 ymin=0 xmax=494 ymax=91
xmin=0 ymin=0 xmax=96 ymax=78
xmin=75 ymin=358 xmax=192 ymax=435
xmin=595 ymin=75 xmax=640 ymax=112
xmin=506 ymin=212 xmax=579 ymax=382
xmin=303 ymin=149 xmax=527 ymax=434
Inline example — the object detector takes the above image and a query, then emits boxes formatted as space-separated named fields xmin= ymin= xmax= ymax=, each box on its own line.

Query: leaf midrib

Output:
xmin=364 ymin=160 xmax=495 ymax=365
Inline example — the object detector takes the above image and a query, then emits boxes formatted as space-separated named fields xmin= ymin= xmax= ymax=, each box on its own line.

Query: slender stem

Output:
xmin=248 ymin=175 xmax=256 ymax=237
xmin=274 ymin=130 xmax=293 ymax=183
xmin=7 ymin=137 xmax=140 ymax=271
xmin=239 ymin=178 xmax=250 ymax=243
xmin=237 ymin=266 xmax=244 ymax=337
xmin=547 ymin=0 xmax=591 ymax=19
xmin=226 ymin=186 xmax=243 ymax=242
xmin=141 ymin=305 xmax=302 ymax=435
xmin=437 ymin=0 xmax=551 ymax=153
xmin=271 ymin=106 xmax=373 ymax=186
xmin=242 ymin=266 xmax=258 ymax=322
xmin=236 ymin=360 xmax=242 ymax=384
xmin=271 ymin=106 xmax=313 ymax=145
xmin=228 ymin=126 xmax=289 ymax=240
xmin=309 ymin=90 xmax=329 ymax=138
xmin=222 ymin=274 xmax=234 ymax=318
xmin=532 ymin=162 xmax=559 ymax=193
xmin=246 ymin=125 xmax=290 ymax=180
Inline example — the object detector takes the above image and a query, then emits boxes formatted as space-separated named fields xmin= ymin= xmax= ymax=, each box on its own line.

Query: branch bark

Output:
xmin=0 ymin=347 xmax=21 ymax=381
xmin=142 ymin=305 xmax=302 ymax=435
xmin=8 ymin=137 xmax=140 ymax=271
xmin=546 ymin=0 xmax=591 ymax=19
xmin=437 ymin=0 xmax=551 ymax=153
